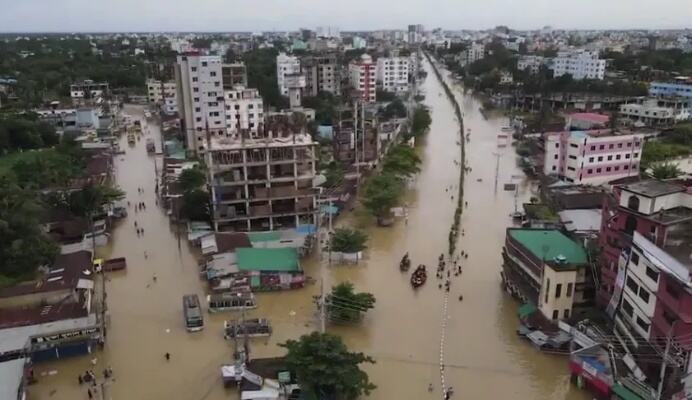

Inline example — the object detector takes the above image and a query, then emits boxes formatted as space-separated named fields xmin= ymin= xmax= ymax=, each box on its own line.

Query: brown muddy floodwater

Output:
xmin=28 ymin=58 xmax=589 ymax=400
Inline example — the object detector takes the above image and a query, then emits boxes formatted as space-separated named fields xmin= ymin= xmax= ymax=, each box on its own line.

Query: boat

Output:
xmin=207 ymin=292 xmax=257 ymax=313
xmin=93 ymin=257 xmax=127 ymax=272
xmin=223 ymin=318 xmax=272 ymax=339
xmin=399 ymin=253 xmax=411 ymax=272
xmin=146 ymin=138 xmax=155 ymax=153
xmin=410 ymin=265 xmax=427 ymax=288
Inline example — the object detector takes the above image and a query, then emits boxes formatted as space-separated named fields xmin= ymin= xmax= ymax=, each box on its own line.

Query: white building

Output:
xmin=543 ymin=129 xmax=645 ymax=185
xmin=316 ymin=26 xmax=340 ymax=39
xmin=620 ymin=98 xmax=690 ymax=127
xmin=376 ymin=56 xmax=410 ymax=93
xmin=458 ymin=42 xmax=485 ymax=67
xmin=276 ymin=53 xmax=301 ymax=97
xmin=70 ymin=80 xmax=109 ymax=105
xmin=223 ymin=87 xmax=263 ymax=138
xmin=517 ymin=55 xmax=546 ymax=74
xmin=146 ymin=79 xmax=178 ymax=114
xmin=349 ymin=54 xmax=377 ymax=103
xmin=175 ymin=53 xmax=226 ymax=154
xmin=499 ymin=71 xmax=513 ymax=85
xmin=552 ymin=50 xmax=606 ymax=80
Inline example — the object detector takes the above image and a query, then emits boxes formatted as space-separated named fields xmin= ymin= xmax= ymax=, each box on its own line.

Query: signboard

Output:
xmin=30 ymin=326 xmax=99 ymax=344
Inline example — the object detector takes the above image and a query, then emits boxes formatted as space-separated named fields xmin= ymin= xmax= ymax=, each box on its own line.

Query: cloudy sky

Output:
xmin=1 ymin=0 xmax=690 ymax=32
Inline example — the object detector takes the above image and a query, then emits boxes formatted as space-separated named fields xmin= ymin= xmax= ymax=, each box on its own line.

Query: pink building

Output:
xmin=543 ymin=129 xmax=645 ymax=185
xmin=348 ymin=54 xmax=376 ymax=103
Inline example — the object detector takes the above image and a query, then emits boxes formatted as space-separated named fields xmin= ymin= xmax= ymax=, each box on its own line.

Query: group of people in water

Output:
xmin=78 ymin=367 xmax=113 ymax=399
xmin=435 ymin=251 xmax=468 ymax=301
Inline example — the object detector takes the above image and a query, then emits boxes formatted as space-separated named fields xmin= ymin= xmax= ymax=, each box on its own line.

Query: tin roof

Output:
xmin=236 ymin=248 xmax=300 ymax=272
xmin=508 ymin=229 xmax=588 ymax=266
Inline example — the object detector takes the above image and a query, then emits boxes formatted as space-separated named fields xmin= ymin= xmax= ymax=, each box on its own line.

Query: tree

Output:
xmin=243 ymin=48 xmax=288 ymax=109
xmin=375 ymin=89 xmax=396 ymax=102
xmin=279 ymin=332 xmax=376 ymax=400
xmin=411 ymin=106 xmax=432 ymax=137
xmin=650 ymin=162 xmax=683 ymax=180
xmin=362 ymin=173 xmax=403 ymax=223
xmin=178 ymin=167 xmax=206 ymax=192
xmin=329 ymin=228 xmax=367 ymax=253
xmin=181 ymin=189 xmax=211 ymax=222
xmin=382 ymin=144 xmax=421 ymax=178
xmin=327 ymin=282 xmax=375 ymax=323
xmin=0 ymin=176 xmax=58 ymax=284
xmin=381 ymin=98 xmax=407 ymax=119
xmin=323 ymin=161 xmax=345 ymax=187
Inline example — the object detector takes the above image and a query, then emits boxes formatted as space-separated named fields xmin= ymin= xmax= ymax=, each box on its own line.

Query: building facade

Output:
xmin=206 ymin=117 xmax=317 ymax=232
xmin=502 ymin=228 xmax=590 ymax=321
xmin=175 ymin=53 xmax=226 ymax=154
xmin=552 ymin=50 xmax=606 ymax=80
xmin=649 ymin=81 xmax=692 ymax=99
xmin=70 ymin=80 xmax=109 ymax=105
xmin=222 ymin=62 xmax=248 ymax=89
xmin=223 ymin=87 xmax=263 ymax=138
xmin=300 ymin=54 xmax=340 ymax=97
xmin=517 ymin=55 xmax=546 ymax=74
xmin=407 ymin=24 xmax=424 ymax=44
xmin=146 ymin=79 xmax=178 ymax=114
xmin=543 ymin=130 xmax=644 ymax=185
xmin=349 ymin=54 xmax=376 ymax=103
xmin=276 ymin=53 xmax=301 ymax=97
xmin=376 ymin=56 xmax=410 ymax=93
xmin=620 ymin=98 xmax=690 ymax=126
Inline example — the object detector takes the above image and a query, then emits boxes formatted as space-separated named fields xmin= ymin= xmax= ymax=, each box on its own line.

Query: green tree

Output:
xmin=382 ymin=144 xmax=421 ymax=177
xmin=323 ymin=161 xmax=345 ymax=187
xmin=0 ymin=176 xmax=58 ymax=284
xmin=411 ymin=106 xmax=432 ymax=137
xmin=650 ymin=163 xmax=683 ymax=180
xmin=243 ymin=48 xmax=288 ymax=109
xmin=381 ymin=98 xmax=407 ymax=119
xmin=279 ymin=332 xmax=376 ymax=400
xmin=375 ymin=89 xmax=396 ymax=102
xmin=329 ymin=228 xmax=367 ymax=253
xmin=178 ymin=167 xmax=206 ymax=192
xmin=362 ymin=173 xmax=403 ymax=223
xmin=327 ymin=282 xmax=375 ymax=323
xmin=181 ymin=189 xmax=211 ymax=222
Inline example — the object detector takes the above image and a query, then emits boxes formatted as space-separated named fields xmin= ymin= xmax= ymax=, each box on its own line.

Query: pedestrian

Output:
xmin=127 ymin=201 xmax=131 ymax=207
xmin=134 ymin=221 xmax=138 ymax=228
xmin=87 ymin=388 xmax=93 ymax=399
xmin=153 ymin=274 xmax=157 ymax=282
xmin=144 ymin=251 xmax=148 ymax=259
xmin=141 ymin=227 xmax=144 ymax=235
xmin=447 ymin=270 xmax=450 ymax=278
xmin=165 ymin=352 xmax=170 ymax=361
xmin=458 ymin=295 xmax=463 ymax=301
xmin=428 ymin=383 xmax=433 ymax=392
xmin=78 ymin=375 xmax=83 ymax=385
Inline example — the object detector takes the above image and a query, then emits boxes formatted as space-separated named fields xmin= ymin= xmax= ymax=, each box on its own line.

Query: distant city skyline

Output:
xmin=1 ymin=0 xmax=691 ymax=32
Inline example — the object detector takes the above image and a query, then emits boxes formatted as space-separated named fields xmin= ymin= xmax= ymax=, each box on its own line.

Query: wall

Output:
xmin=539 ymin=266 xmax=578 ymax=320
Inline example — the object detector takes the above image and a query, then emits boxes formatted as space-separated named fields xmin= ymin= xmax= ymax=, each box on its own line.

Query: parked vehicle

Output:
xmin=183 ymin=294 xmax=204 ymax=332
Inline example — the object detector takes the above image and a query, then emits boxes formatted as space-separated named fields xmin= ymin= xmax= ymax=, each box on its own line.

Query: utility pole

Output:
xmin=657 ymin=323 xmax=675 ymax=400
xmin=492 ymin=152 xmax=501 ymax=195
xmin=354 ymin=100 xmax=360 ymax=188
xmin=319 ymin=277 xmax=326 ymax=333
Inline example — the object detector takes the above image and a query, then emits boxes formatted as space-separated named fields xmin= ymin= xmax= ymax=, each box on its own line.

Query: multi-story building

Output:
xmin=598 ymin=180 xmax=692 ymax=385
xmin=70 ymin=80 xmax=109 ymax=105
xmin=407 ymin=24 xmax=424 ymax=45
xmin=457 ymin=42 xmax=485 ymax=67
xmin=300 ymin=54 xmax=340 ymax=97
xmin=221 ymin=62 xmax=248 ymax=89
xmin=502 ymin=228 xmax=591 ymax=321
xmin=543 ymin=129 xmax=645 ymax=185
xmin=517 ymin=55 xmax=546 ymax=74
xmin=146 ymin=79 xmax=178 ymax=114
xmin=206 ymin=114 xmax=317 ymax=232
xmin=376 ymin=56 xmax=410 ymax=93
xmin=315 ymin=26 xmax=340 ymax=39
xmin=175 ymin=53 xmax=225 ymax=154
xmin=276 ymin=53 xmax=301 ymax=97
xmin=349 ymin=54 xmax=376 ymax=103
xmin=552 ymin=50 xmax=606 ymax=80
xmin=223 ymin=87 xmax=263 ymax=138
xmin=620 ymin=97 xmax=690 ymax=126
xmin=649 ymin=81 xmax=692 ymax=99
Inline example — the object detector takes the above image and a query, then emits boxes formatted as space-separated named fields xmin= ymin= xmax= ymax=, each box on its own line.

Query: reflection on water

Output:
xmin=28 ymin=59 xmax=588 ymax=400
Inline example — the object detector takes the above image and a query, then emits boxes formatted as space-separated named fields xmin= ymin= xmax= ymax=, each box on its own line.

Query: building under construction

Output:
xmin=332 ymin=104 xmax=379 ymax=167
xmin=207 ymin=114 xmax=317 ymax=232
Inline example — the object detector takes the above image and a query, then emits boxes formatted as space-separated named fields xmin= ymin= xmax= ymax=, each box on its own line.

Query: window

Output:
xmin=201 ymin=61 xmax=207 ymax=67
xmin=614 ymin=166 xmax=620 ymax=171
xmin=609 ymin=144 xmax=614 ymax=149
xmin=587 ymin=169 xmax=593 ymax=174
xmin=195 ymin=107 xmax=201 ymax=112
xmin=590 ymin=145 xmax=596 ymax=151
xmin=555 ymin=284 xmax=562 ymax=298
xmin=554 ymin=154 xmax=559 ymax=159
xmin=606 ymin=167 xmax=612 ymax=172
xmin=552 ymin=166 xmax=556 ymax=171
xmin=564 ymin=309 xmax=570 ymax=319
xmin=596 ymin=168 xmax=602 ymax=173
xmin=570 ymin=143 xmax=578 ymax=148
xmin=607 ymin=155 xmax=613 ymax=161
xmin=618 ymin=143 xmax=623 ymax=148
xmin=195 ymin=117 xmax=202 ymax=122
xmin=552 ymin=310 xmax=559 ymax=320
xmin=566 ymin=283 xmax=573 ymax=297
xmin=630 ymin=252 xmax=639 ymax=265
xmin=193 ymin=87 xmax=199 ymax=93
xmin=193 ymin=97 xmax=199 ymax=102
xmin=646 ymin=267 xmax=659 ymax=283
xmin=192 ymin=77 xmax=198 ymax=82
xmin=567 ymin=167 xmax=575 ymax=171
xmin=589 ymin=157 xmax=594 ymax=162
xmin=627 ymin=196 xmax=640 ymax=211
xmin=545 ymin=279 xmax=550 ymax=304
xmin=638 ymin=288 xmax=650 ymax=303
xmin=636 ymin=317 xmax=650 ymax=333
xmin=555 ymin=143 xmax=559 ymax=148
xmin=599 ymin=145 xmax=605 ymax=150
xmin=191 ymin=67 xmax=197 ymax=72
xmin=626 ymin=276 xmax=639 ymax=293
xmin=598 ymin=156 xmax=603 ymax=161
xmin=568 ymin=155 xmax=577 ymax=160
xmin=634 ymin=152 xmax=639 ymax=158
xmin=622 ymin=299 xmax=634 ymax=316
xmin=210 ymin=71 xmax=216 ymax=77
xmin=616 ymin=154 xmax=621 ymax=160
xmin=624 ymin=165 xmax=629 ymax=170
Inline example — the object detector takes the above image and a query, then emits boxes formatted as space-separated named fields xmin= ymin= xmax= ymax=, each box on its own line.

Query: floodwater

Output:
xmin=28 ymin=57 xmax=589 ymax=400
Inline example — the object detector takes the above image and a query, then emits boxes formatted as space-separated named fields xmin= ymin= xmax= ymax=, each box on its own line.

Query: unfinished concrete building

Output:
xmin=207 ymin=114 xmax=317 ymax=232
xmin=333 ymin=104 xmax=379 ymax=166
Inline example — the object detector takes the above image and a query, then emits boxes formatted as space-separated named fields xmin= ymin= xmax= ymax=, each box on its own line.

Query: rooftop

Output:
xmin=0 ymin=314 xmax=96 ymax=355
xmin=558 ymin=209 xmax=603 ymax=233
xmin=568 ymin=112 xmax=610 ymax=124
xmin=0 ymin=299 xmax=88 ymax=329
xmin=508 ymin=228 xmax=588 ymax=267
xmin=0 ymin=251 xmax=92 ymax=299
xmin=0 ymin=358 xmax=25 ymax=400
xmin=208 ymin=133 xmax=314 ymax=151
xmin=236 ymin=248 xmax=300 ymax=273
xmin=620 ymin=180 xmax=686 ymax=198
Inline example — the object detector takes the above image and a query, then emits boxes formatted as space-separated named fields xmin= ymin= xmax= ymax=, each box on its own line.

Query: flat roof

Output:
xmin=0 ymin=358 xmax=25 ymax=400
xmin=236 ymin=248 xmax=300 ymax=272
xmin=208 ymin=133 xmax=314 ymax=151
xmin=0 ymin=314 xmax=96 ymax=354
xmin=558 ymin=209 xmax=602 ymax=232
xmin=569 ymin=112 xmax=610 ymax=124
xmin=508 ymin=229 xmax=588 ymax=266
xmin=620 ymin=180 xmax=685 ymax=198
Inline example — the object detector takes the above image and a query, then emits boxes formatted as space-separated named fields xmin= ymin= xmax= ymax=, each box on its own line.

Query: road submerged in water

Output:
xmin=28 ymin=58 xmax=589 ymax=400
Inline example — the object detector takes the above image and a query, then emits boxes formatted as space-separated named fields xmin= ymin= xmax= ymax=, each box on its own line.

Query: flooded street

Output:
xmin=29 ymin=57 xmax=588 ymax=400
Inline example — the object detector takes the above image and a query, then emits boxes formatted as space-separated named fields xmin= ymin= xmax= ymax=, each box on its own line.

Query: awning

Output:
xmin=517 ymin=303 xmax=537 ymax=319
